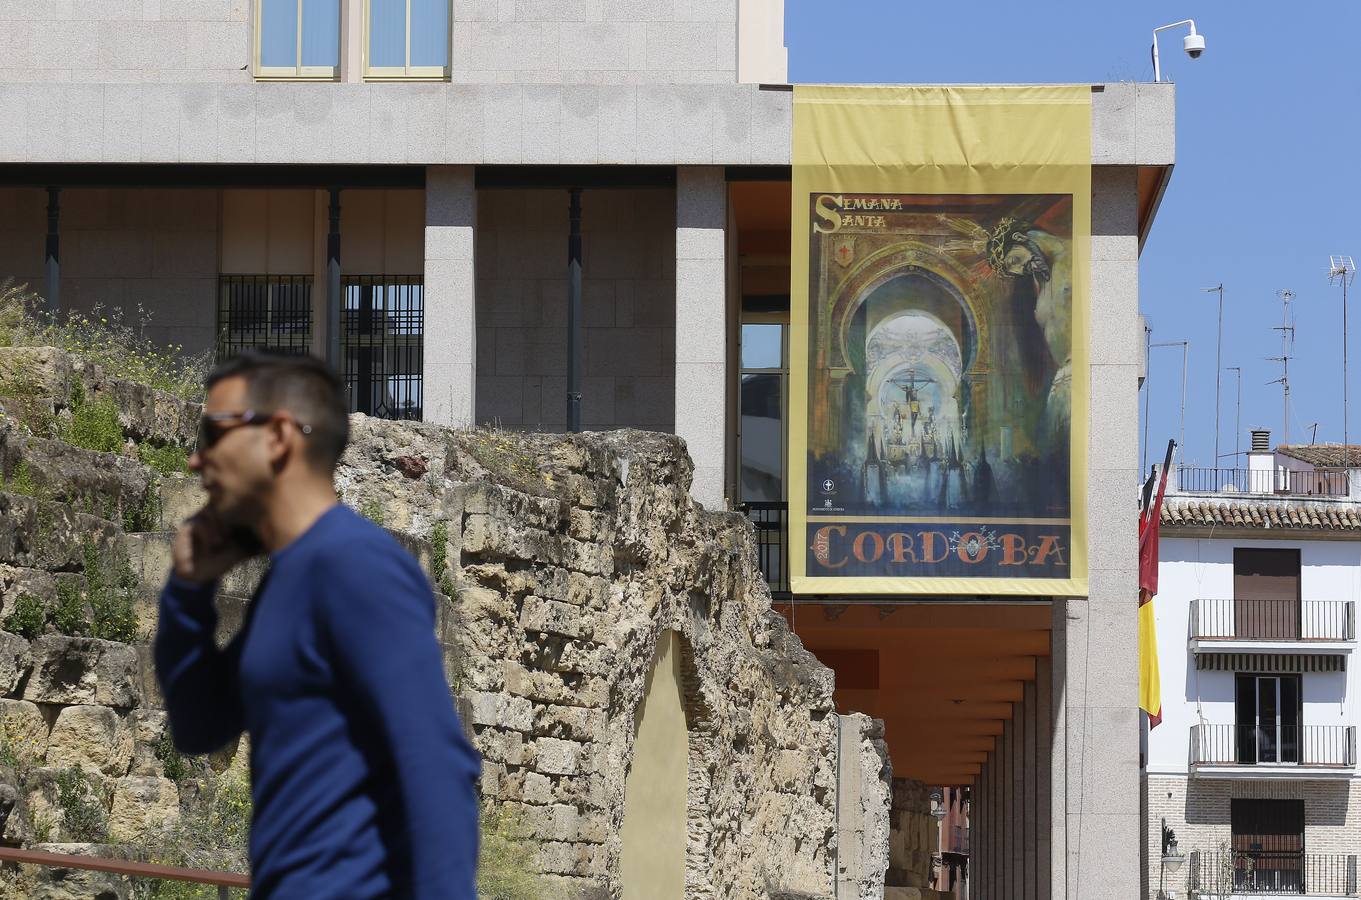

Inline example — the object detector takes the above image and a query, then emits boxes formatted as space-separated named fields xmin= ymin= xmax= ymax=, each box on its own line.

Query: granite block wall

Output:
xmin=473 ymin=187 xmax=676 ymax=432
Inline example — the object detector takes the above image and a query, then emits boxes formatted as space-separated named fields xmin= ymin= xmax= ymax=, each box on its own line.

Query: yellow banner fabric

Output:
xmin=1138 ymin=594 xmax=1162 ymax=721
xmin=790 ymin=85 xmax=1091 ymax=595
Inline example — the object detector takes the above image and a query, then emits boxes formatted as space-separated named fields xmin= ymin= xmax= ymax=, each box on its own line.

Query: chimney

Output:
xmin=1247 ymin=429 xmax=1274 ymax=491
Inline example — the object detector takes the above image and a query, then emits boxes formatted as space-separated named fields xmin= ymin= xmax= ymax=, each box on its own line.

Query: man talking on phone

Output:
xmin=155 ymin=351 xmax=480 ymax=898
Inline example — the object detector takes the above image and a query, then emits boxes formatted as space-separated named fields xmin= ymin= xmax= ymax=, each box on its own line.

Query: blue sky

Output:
xmin=786 ymin=1 xmax=1361 ymax=472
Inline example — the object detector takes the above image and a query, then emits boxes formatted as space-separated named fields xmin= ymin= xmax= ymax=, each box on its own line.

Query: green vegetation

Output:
xmin=15 ymin=536 xmax=139 ymax=642
xmin=124 ymin=484 xmax=162 ymax=534
xmin=0 ymin=279 xmax=211 ymax=403
xmin=138 ymin=443 xmax=190 ymax=477
xmin=61 ymin=385 xmax=124 ymax=455
xmin=51 ymin=577 xmax=87 ymax=637
xmin=1 ymin=460 xmax=37 ymax=497
xmin=54 ymin=765 xmax=108 ymax=842
xmin=0 ymin=713 xmax=40 ymax=771
xmin=459 ymin=429 xmax=556 ymax=498
xmin=477 ymin=805 xmax=556 ymax=900
xmin=154 ymin=730 xmax=196 ymax=784
xmin=431 ymin=520 xmax=454 ymax=597
xmin=2 ymin=593 xmax=45 ymax=640
xmin=429 ymin=520 xmax=467 ymax=693
xmin=360 ymin=498 xmax=385 ymax=525
xmin=130 ymin=769 xmax=251 ymax=900
xmin=0 ymin=369 xmax=58 ymax=437
xmin=84 ymin=538 xmax=139 ymax=643
xmin=33 ymin=496 xmax=56 ymax=545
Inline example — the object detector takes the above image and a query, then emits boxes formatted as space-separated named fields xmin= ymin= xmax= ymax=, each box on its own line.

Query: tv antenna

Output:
xmin=1267 ymin=289 xmax=1296 ymax=446
xmin=1330 ymin=256 xmax=1356 ymax=468
xmin=1151 ymin=340 xmax=1190 ymax=464
xmin=1226 ymin=365 xmax=1242 ymax=463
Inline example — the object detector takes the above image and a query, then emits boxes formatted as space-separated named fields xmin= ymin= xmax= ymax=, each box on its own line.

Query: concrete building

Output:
xmin=0 ymin=2 xmax=1176 ymax=896
xmin=1145 ymin=431 xmax=1361 ymax=899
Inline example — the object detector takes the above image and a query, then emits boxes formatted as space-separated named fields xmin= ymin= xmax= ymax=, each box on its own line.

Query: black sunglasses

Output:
xmin=196 ymin=410 xmax=313 ymax=451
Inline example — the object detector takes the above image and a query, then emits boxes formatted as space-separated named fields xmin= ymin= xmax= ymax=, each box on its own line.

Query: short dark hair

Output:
xmin=205 ymin=351 xmax=349 ymax=472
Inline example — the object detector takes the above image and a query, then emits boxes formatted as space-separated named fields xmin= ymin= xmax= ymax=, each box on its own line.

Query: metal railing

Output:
xmin=1190 ymin=724 xmax=1357 ymax=768
xmin=217 ymin=274 xmax=313 ymax=358
xmin=0 ymin=846 xmax=248 ymax=897
xmin=1175 ymin=466 xmax=1349 ymax=496
xmin=1188 ymin=849 xmax=1359 ymax=896
xmin=1191 ymin=598 xmax=1356 ymax=642
xmin=341 ymin=275 xmax=423 ymax=421
xmin=739 ymin=501 xmax=788 ymax=596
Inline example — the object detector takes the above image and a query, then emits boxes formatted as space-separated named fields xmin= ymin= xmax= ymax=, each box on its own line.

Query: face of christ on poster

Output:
xmin=804 ymin=193 xmax=1073 ymax=580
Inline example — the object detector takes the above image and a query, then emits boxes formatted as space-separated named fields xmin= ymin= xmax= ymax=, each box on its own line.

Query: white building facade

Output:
xmin=1145 ymin=433 xmax=1361 ymax=899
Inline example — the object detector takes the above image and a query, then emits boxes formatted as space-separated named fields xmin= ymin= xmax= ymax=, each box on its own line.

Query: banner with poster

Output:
xmin=789 ymin=85 xmax=1091 ymax=595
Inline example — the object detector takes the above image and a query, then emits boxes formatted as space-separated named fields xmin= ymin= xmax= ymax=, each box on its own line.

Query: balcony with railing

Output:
xmin=1189 ymin=598 xmax=1356 ymax=656
xmin=1174 ymin=466 xmax=1350 ymax=497
xmin=739 ymin=502 xmax=788 ymax=597
xmin=1189 ymin=724 xmax=1357 ymax=779
xmin=1187 ymin=850 xmax=1359 ymax=897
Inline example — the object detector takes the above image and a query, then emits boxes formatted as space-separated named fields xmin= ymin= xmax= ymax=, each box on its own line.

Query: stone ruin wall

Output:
xmin=0 ymin=346 xmax=903 ymax=899
xmin=339 ymin=418 xmax=895 ymax=899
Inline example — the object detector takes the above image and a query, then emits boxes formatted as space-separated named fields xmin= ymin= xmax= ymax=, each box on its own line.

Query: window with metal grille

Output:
xmin=1231 ymin=799 xmax=1305 ymax=894
xmin=217 ymin=275 xmax=314 ymax=359
xmin=342 ymin=275 xmax=423 ymax=421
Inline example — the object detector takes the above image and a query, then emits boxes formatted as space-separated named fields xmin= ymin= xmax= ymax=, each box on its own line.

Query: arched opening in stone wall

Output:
xmin=617 ymin=628 xmax=719 ymax=899
xmin=676 ymin=633 xmax=717 ymax=899
xmin=619 ymin=630 xmax=689 ymax=900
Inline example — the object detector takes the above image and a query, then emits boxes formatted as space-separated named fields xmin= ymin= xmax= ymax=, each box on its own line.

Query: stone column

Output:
xmin=994 ymin=718 xmax=1006 ymax=898
xmin=423 ymin=166 xmax=477 ymax=427
xmin=1037 ymin=651 xmax=1054 ymax=900
xmin=675 ymin=167 xmax=728 ymax=508
xmin=1056 ymin=166 xmax=1144 ymax=899
xmin=1005 ymin=707 xmax=1018 ymax=897
xmin=836 ymin=713 xmax=891 ymax=898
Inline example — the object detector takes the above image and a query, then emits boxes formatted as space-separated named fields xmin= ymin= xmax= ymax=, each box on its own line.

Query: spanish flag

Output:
xmin=1138 ymin=440 xmax=1175 ymax=728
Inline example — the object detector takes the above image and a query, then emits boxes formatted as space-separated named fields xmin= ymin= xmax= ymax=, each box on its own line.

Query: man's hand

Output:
xmin=172 ymin=508 xmax=258 ymax=586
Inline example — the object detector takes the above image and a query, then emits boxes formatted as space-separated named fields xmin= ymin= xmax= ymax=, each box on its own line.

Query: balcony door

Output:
xmin=1231 ymin=799 xmax=1304 ymax=893
xmin=737 ymin=316 xmax=789 ymax=593
xmin=1235 ymin=673 xmax=1301 ymax=764
xmin=738 ymin=319 xmax=787 ymax=504
xmin=1234 ymin=548 xmax=1301 ymax=639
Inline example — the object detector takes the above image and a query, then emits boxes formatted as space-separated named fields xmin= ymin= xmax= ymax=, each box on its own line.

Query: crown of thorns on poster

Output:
xmin=809 ymin=194 xmax=1073 ymax=522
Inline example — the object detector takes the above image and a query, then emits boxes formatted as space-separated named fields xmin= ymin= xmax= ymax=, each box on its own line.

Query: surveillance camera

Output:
xmin=1183 ymin=33 xmax=1205 ymax=59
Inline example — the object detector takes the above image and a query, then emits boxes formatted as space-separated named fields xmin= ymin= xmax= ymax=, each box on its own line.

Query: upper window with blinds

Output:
xmin=256 ymin=0 xmax=341 ymax=79
xmin=365 ymin=0 xmax=451 ymax=79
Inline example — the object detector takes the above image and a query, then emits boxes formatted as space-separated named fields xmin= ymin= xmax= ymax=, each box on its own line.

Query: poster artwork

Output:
xmin=805 ymin=193 xmax=1074 ymax=580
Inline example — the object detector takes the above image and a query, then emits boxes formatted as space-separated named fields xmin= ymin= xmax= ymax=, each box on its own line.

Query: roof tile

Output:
xmin=1161 ymin=495 xmax=1361 ymax=532
xmin=1276 ymin=444 xmax=1361 ymax=468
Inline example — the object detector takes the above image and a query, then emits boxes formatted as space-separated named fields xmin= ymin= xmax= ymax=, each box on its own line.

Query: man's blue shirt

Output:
xmin=155 ymin=505 xmax=480 ymax=898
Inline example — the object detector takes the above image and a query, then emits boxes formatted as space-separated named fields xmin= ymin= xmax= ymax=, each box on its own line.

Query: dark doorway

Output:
xmin=1235 ymin=674 xmax=1302 ymax=765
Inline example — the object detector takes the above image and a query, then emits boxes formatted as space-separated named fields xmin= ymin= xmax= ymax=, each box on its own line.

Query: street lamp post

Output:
xmin=1160 ymin=819 xmax=1186 ymax=899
